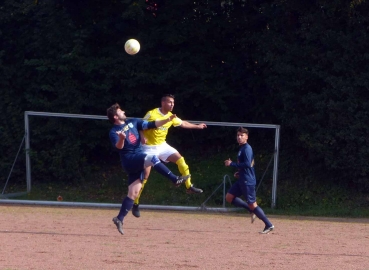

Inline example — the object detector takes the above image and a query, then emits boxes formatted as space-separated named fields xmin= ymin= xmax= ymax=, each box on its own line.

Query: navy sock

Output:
xmin=117 ymin=197 xmax=134 ymax=221
xmin=231 ymin=197 xmax=252 ymax=213
xmin=253 ymin=206 xmax=272 ymax=227
xmin=153 ymin=162 xmax=177 ymax=182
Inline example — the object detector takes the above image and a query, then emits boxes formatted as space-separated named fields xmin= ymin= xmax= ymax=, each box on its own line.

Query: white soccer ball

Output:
xmin=124 ymin=39 xmax=140 ymax=55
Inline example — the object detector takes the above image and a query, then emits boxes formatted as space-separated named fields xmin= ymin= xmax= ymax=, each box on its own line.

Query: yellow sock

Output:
xmin=176 ymin=157 xmax=192 ymax=189
xmin=134 ymin=179 xmax=147 ymax=205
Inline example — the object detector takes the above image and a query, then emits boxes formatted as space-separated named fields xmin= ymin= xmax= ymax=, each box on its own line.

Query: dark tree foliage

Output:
xmin=252 ymin=0 xmax=369 ymax=190
xmin=1 ymin=0 xmax=368 ymax=192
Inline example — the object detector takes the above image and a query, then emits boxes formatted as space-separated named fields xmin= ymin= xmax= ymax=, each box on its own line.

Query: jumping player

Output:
xmin=131 ymin=94 xmax=207 ymax=218
xmin=224 ymin=127 xmax=274 ymax=234
xmin=107 ymin=103 xmax=190 ymax=235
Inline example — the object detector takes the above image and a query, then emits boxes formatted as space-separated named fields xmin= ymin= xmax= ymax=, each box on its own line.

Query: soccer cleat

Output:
xmin=250 ymin=213 xmax=257 ymax=224
xmin=132 ymin=204 xmax=140 ymax=218
xmin=112 ymin=217 xmax=124 ymax=235
xmin=259 ymin=225 xmax=274 ymax=234
xmin=186 ymin=185 xmax=203 ymax=194
xmin=174 ymin=174 xmax=191 ymax=187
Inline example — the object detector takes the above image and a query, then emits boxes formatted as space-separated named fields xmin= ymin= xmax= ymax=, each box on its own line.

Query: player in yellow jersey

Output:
xmin=132 ymin=94 xmax=207 ymax=217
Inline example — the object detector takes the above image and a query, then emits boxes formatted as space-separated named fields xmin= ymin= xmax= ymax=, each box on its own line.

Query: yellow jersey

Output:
xmin=143 ymin=108 xmax=182 ymax=145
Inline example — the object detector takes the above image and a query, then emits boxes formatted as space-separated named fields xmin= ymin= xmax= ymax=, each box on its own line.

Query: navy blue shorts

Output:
xmin=125 ymin=170 xmax=144 ymax=185
xmin=228 ymin=179 xmax=256 ymax=204
xmin=121 ymin=153 xmax=146 ymax=185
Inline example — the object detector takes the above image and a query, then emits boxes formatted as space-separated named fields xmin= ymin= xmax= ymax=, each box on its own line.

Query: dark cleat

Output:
xmin=259 ymin=225 xmax=274 ymax=234
xmin=186 ymin=185 xmax=203 ymax=194
xmin=174 ymin=174 xmax=191 ymax=187
xmin=132 ymin=204 xmax=140 ymax=218
xmin=112 ymin=217 xmax=124 ymax=235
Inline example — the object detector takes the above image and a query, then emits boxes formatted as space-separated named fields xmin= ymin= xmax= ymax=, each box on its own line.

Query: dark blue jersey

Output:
xmin=230 ymin=143 xmax=256 ymax=186
xmin=109 ymin=118 xmax=156 ymax=171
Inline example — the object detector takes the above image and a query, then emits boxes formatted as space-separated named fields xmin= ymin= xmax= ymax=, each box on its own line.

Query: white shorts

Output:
xmin=142 ymin=142 xmax=178 ymax=162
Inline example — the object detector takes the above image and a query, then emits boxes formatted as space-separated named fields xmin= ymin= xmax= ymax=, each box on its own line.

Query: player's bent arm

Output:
xmin=115 ymin=141 xmax=124 ymax=149
xmin=180 ymin=121 xmax=207 ymax=129
xmin=141 ymin=115 xmax=176 ymax=130
xmin=230 ymin=161 xmax=253 ymax=169
xmin=229 ymin=147 xmax=254 ymax=168
xmin=154 ymin=114 xmax=177 ymax=127
xmin=230 ymin=152 xmax=254 ymax=168
xmin=115 ymin=132 xmax=126 ymax=149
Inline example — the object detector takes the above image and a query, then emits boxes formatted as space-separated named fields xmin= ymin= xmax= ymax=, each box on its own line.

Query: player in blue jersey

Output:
xmin=224 ymin=127 xmax=274 ymax=234
xmin=107 ymin=103 xmax=190 ymax=235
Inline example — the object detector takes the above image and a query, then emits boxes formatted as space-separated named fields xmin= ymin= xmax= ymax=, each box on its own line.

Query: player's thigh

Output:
xmin=144 ymin=154 xmax=161 ymax=167
xmin=128 ymin=178 xmax=143 ymax=198
xmin=127 ymin=171 xmax=145 ymax=186
xmin=227 ymin=181 xmax=243 ymax=198
xmin=122 ymin=153 xmax=146 ymax=172
xmin=142 ymin=145 xmax=160 ymax=156
xmin=159 ymin=143 xmax=179 ymax=162
xmin=241 ymin=185 xmax=256 ymax=204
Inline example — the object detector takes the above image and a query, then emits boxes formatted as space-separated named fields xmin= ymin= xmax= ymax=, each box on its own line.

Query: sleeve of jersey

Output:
xmin=139 ymin=119 xmax=156 ymax=130
xmin=172 ymin=116 xmax=182 ymax=127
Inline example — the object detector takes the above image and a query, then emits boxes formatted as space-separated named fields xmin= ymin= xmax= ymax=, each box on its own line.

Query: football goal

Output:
xmin=1 ymin=111 xmax=280 ymax=210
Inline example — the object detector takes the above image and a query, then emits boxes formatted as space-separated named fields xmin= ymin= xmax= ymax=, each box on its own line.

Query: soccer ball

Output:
xmin=124 ymin=39 xmax=140 ymax=55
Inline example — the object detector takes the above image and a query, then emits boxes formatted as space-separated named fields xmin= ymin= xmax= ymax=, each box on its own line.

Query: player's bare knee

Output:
xmin=128 ymin=190 xmax=139 ymax=200
xmin=249 ymin=202 xmax=257 ymax=210
xmin=225 ymin=193 xmax=234 ymax=203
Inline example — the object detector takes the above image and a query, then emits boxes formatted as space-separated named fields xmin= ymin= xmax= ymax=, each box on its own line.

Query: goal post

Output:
xmin=22 ymin=111 xmax=280 ymax=208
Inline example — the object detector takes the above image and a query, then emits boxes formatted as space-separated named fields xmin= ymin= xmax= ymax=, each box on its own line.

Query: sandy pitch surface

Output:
xmin=0 ymin=205 xmax=368 ymax=270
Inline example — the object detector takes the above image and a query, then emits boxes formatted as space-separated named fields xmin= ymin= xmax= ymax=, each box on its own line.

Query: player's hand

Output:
xmin=116 ymin=130 xmax=126 ymax=140
xmin=234 ymin=172 xmax=239 ymax=179
xmin=224 ymin=158 xmax=232 ymax=166
xmin=198 ymin=123 xmax=207 ymax=129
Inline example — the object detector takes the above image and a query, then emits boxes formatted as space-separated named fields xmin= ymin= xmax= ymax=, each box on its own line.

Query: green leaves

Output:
xmin=1 ymin=0 xmax=369 ymax=193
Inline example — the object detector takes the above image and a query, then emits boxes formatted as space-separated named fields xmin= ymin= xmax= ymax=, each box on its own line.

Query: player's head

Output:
xmin=236 ymin=127 xmax=249 ymax=145
xmin=161 ymin=94 xmax=175 ymax=102
xmin=107 ymin=103 xmax=126 ymax=124
xmin=161 ymin=94 xmax=175 ymax=112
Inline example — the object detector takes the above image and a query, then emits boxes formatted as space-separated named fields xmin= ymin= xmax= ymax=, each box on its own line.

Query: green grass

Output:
xmin=4 ymin=180 xmax=369 ymax=218
xmin=2 ymin=152 xmax=369 ymax=219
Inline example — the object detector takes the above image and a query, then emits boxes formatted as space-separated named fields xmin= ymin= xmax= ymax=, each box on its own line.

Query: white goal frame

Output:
xmin=9 ymin=111 xmax=281 ymax=209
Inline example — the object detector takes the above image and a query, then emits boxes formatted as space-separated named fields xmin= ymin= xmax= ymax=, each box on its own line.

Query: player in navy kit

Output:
xmin=107 ymin=103 xmax=190 ymax=235
xmin=224 ymin=127 xmax=274 ymax=234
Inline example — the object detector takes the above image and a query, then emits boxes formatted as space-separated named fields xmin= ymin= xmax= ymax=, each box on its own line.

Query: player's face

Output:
xmin=236 ymin=132 xmax=248 ymax=145
xmin=115 ymin=108 xmax=127 ymax=121
xmin=161 ymin=97 xmax=175 ymax=112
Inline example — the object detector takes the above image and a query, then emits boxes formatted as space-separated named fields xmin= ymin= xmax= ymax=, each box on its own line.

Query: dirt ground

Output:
xmin=0 ymin=205 xmax=368 ymax=270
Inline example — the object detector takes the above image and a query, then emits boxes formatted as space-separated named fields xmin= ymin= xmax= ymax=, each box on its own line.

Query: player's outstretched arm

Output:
xmin=180 ymin=121 xmax=207 ymax=129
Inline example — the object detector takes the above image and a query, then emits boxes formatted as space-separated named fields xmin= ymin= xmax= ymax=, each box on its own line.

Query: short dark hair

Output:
xmin=161 ymin=94 xmax=175 ymax=102
xmin=107 ymin=103 xmax=120 ymax=123
xmin=237 ymin=127 xmax=249 ymax=135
